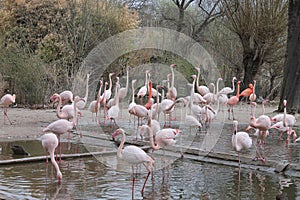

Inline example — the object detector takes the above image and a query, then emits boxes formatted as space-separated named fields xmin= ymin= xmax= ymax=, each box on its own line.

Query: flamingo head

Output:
xmin=132 ymin=79 xmax=137 ymax=84
xmin=194 ymin=67 xmax=200 ymax=72
xmin=233 ymin=120 xmax=238 ymax=134
xmin=191 ymin=74 xmax=197 ymax=80
xmin=233 ymin=77 xmax=237 ymax=81
xmin=50 ymin=93 xmax=60 ymax=102
xmin=170 ymin=63 xmax=176 ymax=68
xmin=109 ymin=72 xmax=115 ymax=77
xmin=112 ymin=128 xmax=124 ymax=140
xmin=57 ymin=171 xmax=62 ymax=183
xmin=74 ymin=96 xmax=85 ymax=103
xmin=248 ymin=83 xmax=254 ymax=89
xmin=283 ymin=99 xmax=287 ymax=107
xmin=173 ymin=129 xmax=181 ymax=136
xmin=237 ymin=81 xmax=241 ymax=85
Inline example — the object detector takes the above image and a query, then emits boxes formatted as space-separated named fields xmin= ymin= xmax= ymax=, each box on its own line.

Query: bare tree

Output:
xmin=222 ymin=0 xmax=288 ymax=88
xmin=279 ymin=0 xmax=300 ymax=113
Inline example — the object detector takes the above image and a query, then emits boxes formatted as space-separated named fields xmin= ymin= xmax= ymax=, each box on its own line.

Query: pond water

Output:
xmin=0 ymin=156 xmax=299 ymax=200
xmin=0 ymin=108 xmax=299 ymax=199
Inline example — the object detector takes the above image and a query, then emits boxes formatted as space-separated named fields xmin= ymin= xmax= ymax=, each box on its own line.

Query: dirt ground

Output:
xmin=0 ymin=102 xmax=299 ymax=140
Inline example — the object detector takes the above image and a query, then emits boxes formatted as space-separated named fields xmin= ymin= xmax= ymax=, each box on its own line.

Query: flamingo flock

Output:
xmin=1 ymin=64 xmax=299 ymax=195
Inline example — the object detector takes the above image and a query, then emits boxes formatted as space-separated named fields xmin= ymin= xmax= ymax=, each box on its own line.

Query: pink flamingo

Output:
xmin=137 ymin=70 xmax=150 ymax=104
xmin=43 ymin=96 xmax=83 ymax=159
xmin=128 ymin=80 xmax=137 ymax=124
xmin=139 ymin=124 xmax=181 ymax=157
xmin=226 ymin=81 xmax=241 ymax=120
xmin=50 ymin=93 xmax=81 ymax=121
xmin=144 ymin=80 xmax=153 ymax=110
xmin=41 ymin=133 xmax=62 ymax=183
xmin=0 ymin=93 xmax=16 ymax=125
xmin=232 ymin=120 xmax=252 ymax=169
xmin=282 ymin=100 xmax=297 ymax=143
xmin=107 ymin=80 xmax=121 ymax=131
xmin=218 ymin=77 xmax=237 ymax=96
xmin=59 ymin=90 xmax=73 ymax=105
xmin=167 ymin=64 xmax=177 ymax=101
xmin=118 ymin=66 xmax=129 ymax=118
xmin=191 ymin=75 xmax=207 ymax=104
xmin=270 ymin=121 xmax=296 ymax=140
xmin=194 ymin=67 xmax=210 ymax=96
xmin=104 ymin=72 xmax=115 ymax=102
xmin=77 ymin=73 xmax=90 ymax=110
xmin=247 ymin=113 xmax=271 ymax=163
xmin=112 ymin=128 xmax=154 ymax=196
xmin=88 ymin=80 xmax=103 ymax=123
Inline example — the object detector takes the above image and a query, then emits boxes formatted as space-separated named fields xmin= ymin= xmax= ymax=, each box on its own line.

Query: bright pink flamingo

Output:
xmin=41 ymin=133 xmax=62 ymax=183
xmin=59 ymin=90 xmax=73 ymax=105
xmin=88 ymin=80 xmax=103 ymax=123
xmin=232 ymin=120 xmax=252 ymax=169
xmin=0 ymin=93 xmax=16 ymax=125
xmin=226 ymin=81 xmax=241 ymax=120
xmin=194 ymin=67 xmax=210 ymax=96
xmin=43 ymin=96 xmax=83 ymax=160
xmin=112 ymin=128 xmax=154 ymax=196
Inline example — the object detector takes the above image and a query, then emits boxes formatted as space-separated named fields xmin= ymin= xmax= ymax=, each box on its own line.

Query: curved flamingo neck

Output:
xmin=115 ymin=83 xmax=120 ymax=106
xmin=231 ymin=78 xmax=236 ymax=93
xmin=109 ymin=74 xmax=113 ymax=90
xmin=147 ymin=125 xmax=160 ymax=150
xmin=131 ymin=81 xmax=136 ymax=103
xmin=117 ymin=131 xmax=126 ymax=159
xmin=72 ymin=98 xmax=78 ymax=126
xmin=236 ymin=82 xmax=241 ymax=97
xmin=196 ymin=69 xmax=201 ymax=90
xmin=50 ymin=148 xmax=62 ymax=181
xmin=283 ymin=101 xmax=287 ymax=127
xmin=171 ymin=67 xmax=175 ymax=88
xmin=145 ymin=81 xmax=153 ymax=109
xmin=55 ymin=95 xmax=63 ymax=119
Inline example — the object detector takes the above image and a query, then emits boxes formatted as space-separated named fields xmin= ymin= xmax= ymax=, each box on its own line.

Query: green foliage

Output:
xmin=0 ymin=49 xmax=47 ymax=105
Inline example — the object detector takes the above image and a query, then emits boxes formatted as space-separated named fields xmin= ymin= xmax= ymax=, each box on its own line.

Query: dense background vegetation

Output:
xmin=0 ymin=0 xmax=289 ymax=108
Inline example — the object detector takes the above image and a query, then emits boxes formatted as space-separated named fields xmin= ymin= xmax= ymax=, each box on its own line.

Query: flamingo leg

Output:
xmin=3 ymin=108 xmax=13 ymax=125
xmin=141 ymin=171 xmax=151 ymax=196
xmin=131 ymin=165 xmax=135 ymax=198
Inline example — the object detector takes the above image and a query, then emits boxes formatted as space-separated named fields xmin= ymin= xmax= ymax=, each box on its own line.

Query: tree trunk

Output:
xmin=177 ymin=6 xmax=184 ymax=32
xmin=241 ymin=38 xmax=261 ymax=90
xmin=279 ymin=0 xmax=300 ymax=113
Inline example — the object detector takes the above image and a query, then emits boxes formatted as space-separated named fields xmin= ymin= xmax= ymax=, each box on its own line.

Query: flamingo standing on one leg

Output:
xmin=41 ymin=133 xmax=62 ymax=183
xmin=232 ymin=120 xmax=252 ymax=169
xmin=227 ymin=81 xmax=241 ymax=120
xmin=0 ymin=93 xmax=16 ymax=125
xmin=112 ymin=128 xmax=154 ymax=196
